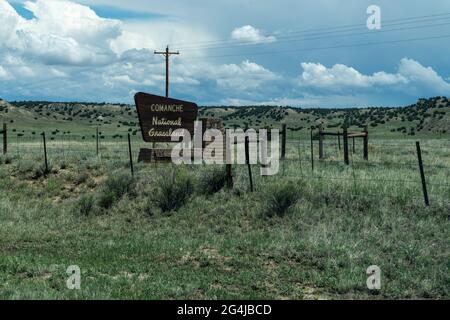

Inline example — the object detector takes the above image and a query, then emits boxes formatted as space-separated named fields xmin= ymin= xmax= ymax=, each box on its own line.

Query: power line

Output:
xmin=170 ymin=11 xmax=450 ymax=49
xmin=175 ymin=20 xmax=450 ymax=52
xmin=174 ymin=15 xmax=450 ymax=51
xmin=180 ymin=33 xmax=450 ymax=61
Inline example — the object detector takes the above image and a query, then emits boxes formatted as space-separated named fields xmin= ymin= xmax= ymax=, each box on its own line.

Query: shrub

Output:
xmin=15 ymin=159 xmax=35 ymax=176
xmin=75 ymin=194 xmax=97 ymax=216
xmin=74 ymin=172 xmax=89 ymax=185
xmin=59 ymin=160 xmax=68 ymax=170
xmin=97 ymin=191 xmax=117 ymax=209
xmin=153 ymin=172 xmax=193 ymax=213
xmin=198 ymin=166 xmax=228 ymax=195
xmin=32 ymin=163 xmax=52 ymax=179
xmin=264 ymin=181 xmax=299 ymax=218
xmin=0 ymin=155 xmax=12 ymax=164
xmin=98 ymin=172 xmax=135 ymax=209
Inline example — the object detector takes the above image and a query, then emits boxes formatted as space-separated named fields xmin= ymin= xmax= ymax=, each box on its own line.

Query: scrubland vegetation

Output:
xmin=0 ymin=97 xmax=448 ymax=299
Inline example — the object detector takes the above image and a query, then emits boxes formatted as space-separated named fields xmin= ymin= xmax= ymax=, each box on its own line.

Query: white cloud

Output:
xmin=397 ymin=58 xmax=450 ymax=93
xmin=210 ymin=60 xmax=279 ymax=90
xmin=231 ymin=25 xmax=276 ymax=43
xmin=0 ymin=0 xmax=448 ymax=107
xmin=104 ymin=74 xmax=138 ymax=87
xmin=299 ymin=58 xmax=450 ymax=96
xmin=110 ymin=31 xmax=156 ymax=55
xmin=0 ymin=0 xmax=121 ymax=65
xmin=299 ymin=62 xmax=407 ymax=88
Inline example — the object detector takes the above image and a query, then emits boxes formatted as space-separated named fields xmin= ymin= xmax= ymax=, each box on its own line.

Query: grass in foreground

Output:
xmin=0 ymin=148 xmax=448 ymax=299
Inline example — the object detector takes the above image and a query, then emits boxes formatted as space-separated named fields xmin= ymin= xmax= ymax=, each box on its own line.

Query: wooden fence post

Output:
xmin=128 ymin=133 xmax=134 ymax=177
xmin=318 ymin=123 xmax=324 ymax=160
xmin=281 ymin=123 xmax=286 ymax=160
xmin=310 ymin=126 xmax=314 ymax=171
xmin=416 ymin=141 xmax=429 ymax=206
xmin=363 ymin=125 xmax=369 ymax=161
xmin=245 ymin=135 xmax=253 ymax=192
xmin=2 ymin=123 xmax=6 ymax=155
xmin=343 ymin=127 xmax=349 ymax=165
xmin=337 ymin=131 xmax=341 ymax=151
xmin=42 ymin=132 xmax=48 ymax=173
xmin=226 ymin=164 xmax=233 ymax=188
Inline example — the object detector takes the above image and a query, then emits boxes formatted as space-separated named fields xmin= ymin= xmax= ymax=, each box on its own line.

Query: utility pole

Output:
xmin=154 ymin=45 xmax=179 ymax=98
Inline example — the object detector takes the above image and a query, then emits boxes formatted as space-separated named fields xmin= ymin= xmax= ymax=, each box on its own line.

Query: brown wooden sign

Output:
xmin=134 ymin=92 xmax=198 ymax=143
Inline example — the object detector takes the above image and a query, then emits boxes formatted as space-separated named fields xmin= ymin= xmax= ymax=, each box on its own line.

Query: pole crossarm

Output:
xmin=154 ymin=45 xmax=180 ymax=98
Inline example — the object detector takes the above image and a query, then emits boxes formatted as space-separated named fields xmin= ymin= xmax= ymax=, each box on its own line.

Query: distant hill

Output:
xmin=199 ymin=97 xmax=450 ymax=137
xmin=0 ymin=97 xmax=449 ymax=139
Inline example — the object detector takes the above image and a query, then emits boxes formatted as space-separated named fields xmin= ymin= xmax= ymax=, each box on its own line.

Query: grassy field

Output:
xmin=0 ymin=98 xmax=449 ymax=299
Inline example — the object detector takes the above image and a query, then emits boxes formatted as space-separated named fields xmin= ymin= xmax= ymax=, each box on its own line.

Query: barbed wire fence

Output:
xmin=1 ymin=125 xmax=449 ymax=209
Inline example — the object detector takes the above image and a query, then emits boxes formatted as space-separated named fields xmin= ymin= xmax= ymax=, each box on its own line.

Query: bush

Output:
xmin=0 ymin=155 xmax=12 ymax=164
xmin=153 ymin=172 xmax=193 ymax=213
xmin=15 ymin=159 xmax=35 ymax=176
xmin=264 ymin=181 xmax=299 ymax=218
xmin=97 ymin=191 xmax=117 ymax=209
xmin=198 ymin=166 xmax=228 ymax=195
xmin=15 ymin=160 xmax=50 ymax=179
xmin=59 ymin=160 xmax=68 ymax=170
xmin=32 ymin=163 xmax=52 ymax=179
xmin=98 ymin=172 xmax=135 ymax=209
xmin=75 ymin=194 xmax=97 ymax=216
xmin=74 ymin=172 xmax=89 ymax=185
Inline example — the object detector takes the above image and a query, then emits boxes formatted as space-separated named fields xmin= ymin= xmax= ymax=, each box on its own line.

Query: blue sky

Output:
xmin=1 ymin=0 xmax=450 ymax=107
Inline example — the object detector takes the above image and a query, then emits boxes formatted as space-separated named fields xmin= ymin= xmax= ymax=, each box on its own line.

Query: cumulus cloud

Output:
xmin=0 ymin=0 xmax=448 ymax=107
xmin=110 ymin=31 xmax=156 ymax=55
xmin=299 ymin=62 xmax=407 ymax=88
xmin=0 ymin=0 xmax=121 ymax=65
xmin=397 ymin=58 xmax=450 ymax=93
xmin=299 ymin=58 xmax=450 ymax=96
xmin=211 ymin=60 xmax=279 ymax=90
xmin=231 ymin=25 xmax=276 ymax=43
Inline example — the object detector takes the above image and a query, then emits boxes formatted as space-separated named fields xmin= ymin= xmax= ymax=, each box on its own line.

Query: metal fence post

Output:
xmin=96 ymin=127 xmax=99 ymax=156
xmin=310 ymin=126 xmax=314 ymax=171
xmin=2 ymin=123 xmax=6 ymax=155
xmin=128 ymin=133 xmax=134 ymax=177
xmin=42 ymin=132 xmax=48 ymax=173
xmin=245 ymin=135 xmax=253 ymax=192
xmin=416 ymin=141 xmax=429 ymax=206
xmin=281 ymin=123 xmax=286 ymax=160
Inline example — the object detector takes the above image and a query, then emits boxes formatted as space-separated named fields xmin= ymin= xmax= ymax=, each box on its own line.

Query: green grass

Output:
xmin=0 ymin=136 xmax=449 ymax=299
xmin=1 ymin=96 xmax=449 ymax=141
xmin=0 ymin=97 xmax=449 ymax=299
